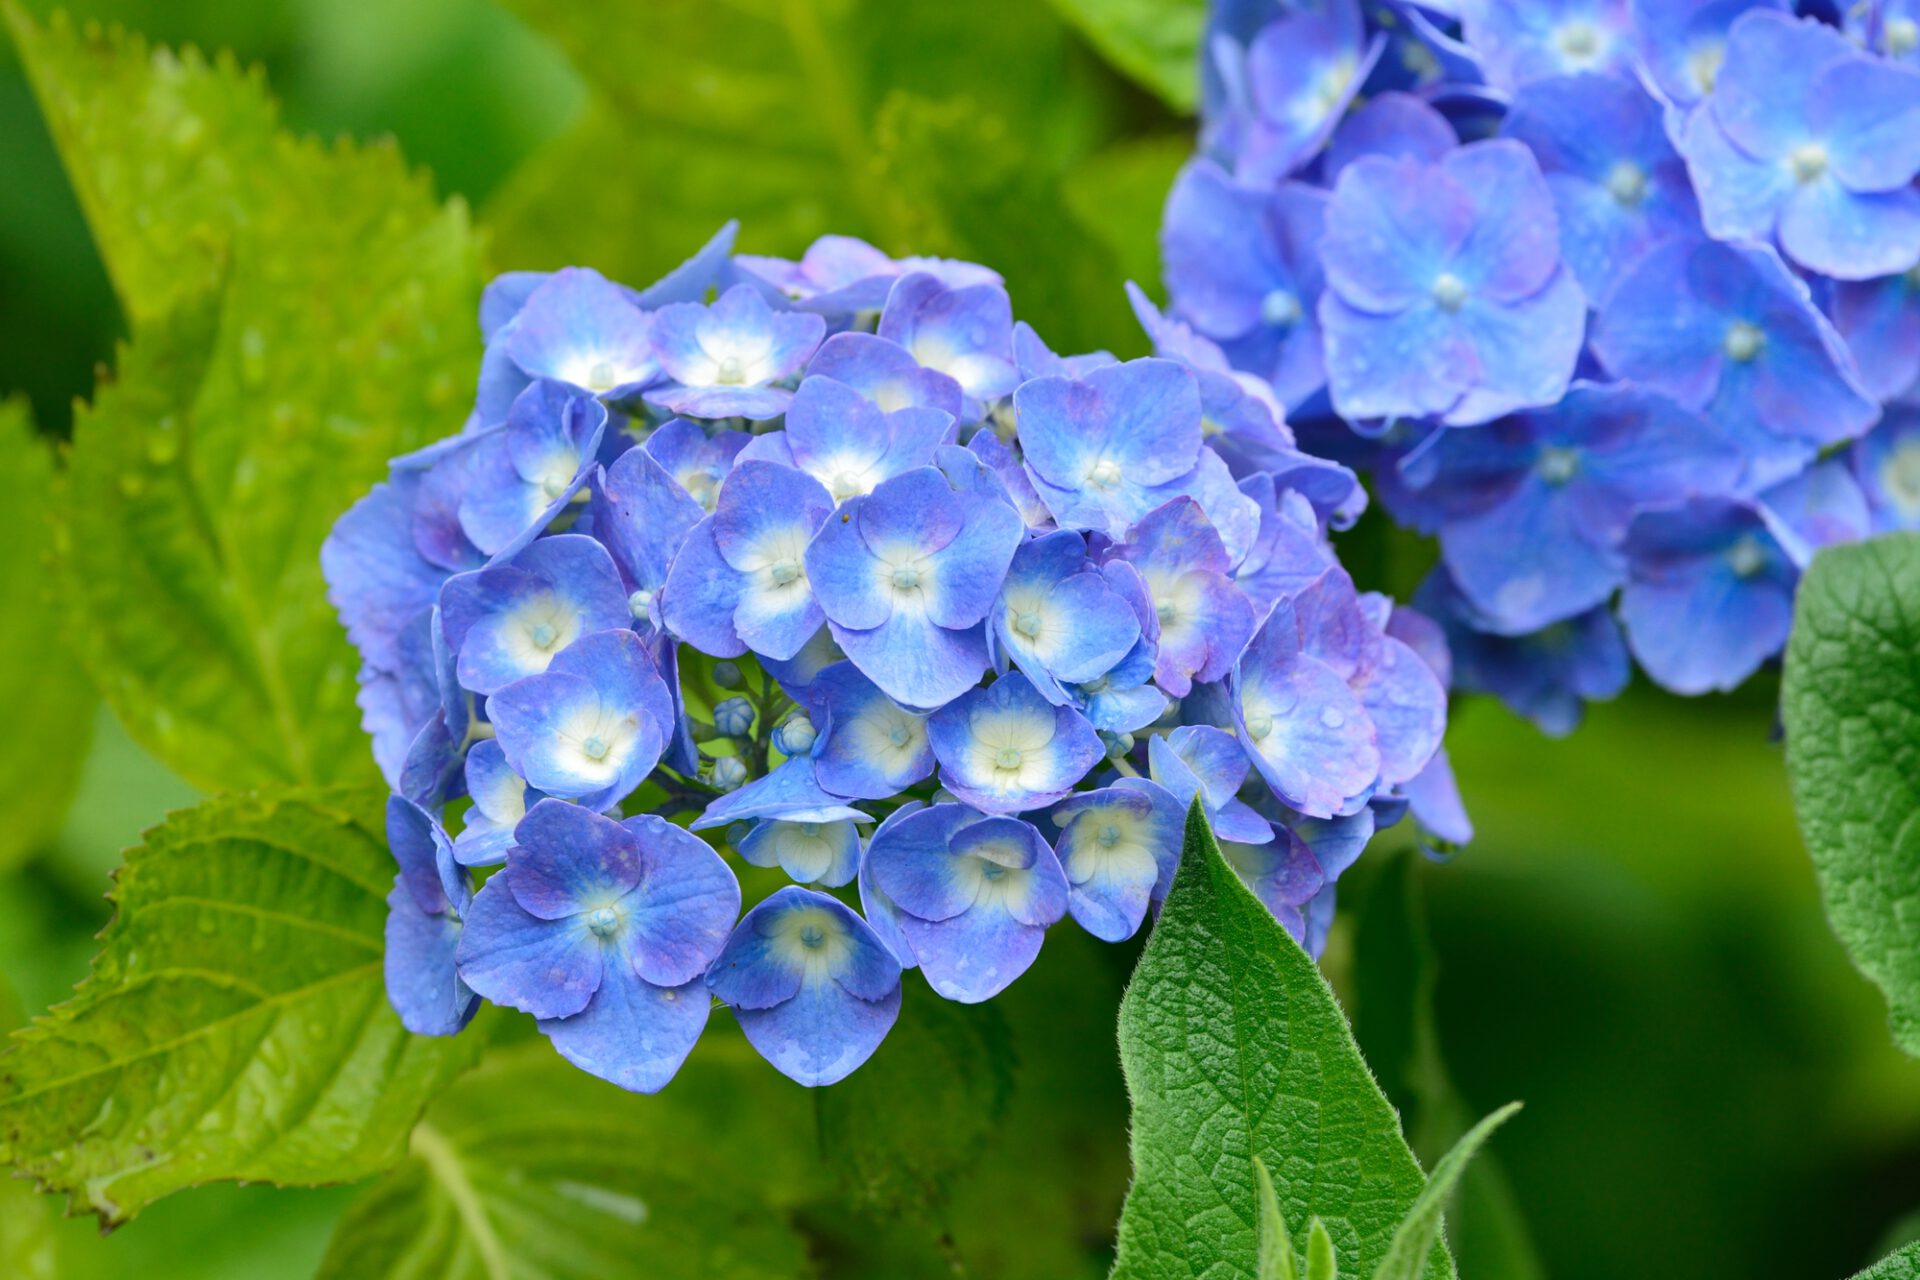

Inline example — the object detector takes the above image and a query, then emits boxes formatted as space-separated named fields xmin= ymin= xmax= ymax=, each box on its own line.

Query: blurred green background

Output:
xmin=4 ymin=2 xmax=1920 ymax=1277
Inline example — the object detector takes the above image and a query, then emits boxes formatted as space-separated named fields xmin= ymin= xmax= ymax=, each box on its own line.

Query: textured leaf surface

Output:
xmin=0 ymin=397 xmax=95 ymax=871
xmin=1111 ymin=802 xmax=1450 ymax=1280
xmin=1854 ymin=1243 xmax=1920 ymax=1279
xmin=316 ymin=1035 xmax=816 ymax=1280
xmin=1371 ymin=1104 xmax=1519 ymax=1280
xmin=1783 ymin=533 xmax=1920 ymax=1057
xmin=0 ymin=788 xmax=477 ymax=1224
xmin=491 ymin=0 xmax=1152 ymax=353
xmin=9 ymin=9 xmax=481 ymax=791
xmin=817 ymin=985 xmax=1013 ymax=1215
xmin=1044 ymin=0 xmax=1205 ymax=113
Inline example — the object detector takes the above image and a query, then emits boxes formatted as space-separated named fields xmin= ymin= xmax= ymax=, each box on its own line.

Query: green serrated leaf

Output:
xmin=1370 ymin=1103 xmax=1521 ymax=1280
xmin=316 ymin=1035 xmax=816 ymax=1280
xmin=1111 ymin=801 xmax=1451 ymax=1280
xmin=0 ymin=974 xmax=57 ymax=1280
xmin=1783 ymin=533 xmax=1920 ymax=1057
xmin=0 ymin=397 xmax=95 ymax=872
xmin=8 ymin=8 xmax=480 ymax=792
xmin=1304 ymin=1220 xmax=1338 ymax=1280
xmin=0 ymin=787 xmax=478 ymax=1225
xmin=1254 ymin=1156 xmax=1297 ymax=1280
xmin=490 ymin=0 xmax=1151 ymax=354
xmin=1043 ymin=0 xmax=1206 ymax=113
xmin=1853 ymin=1242 xmax=1920 ymax=1279
xmin=817 ymin=981 xmax=1013 ymax=1216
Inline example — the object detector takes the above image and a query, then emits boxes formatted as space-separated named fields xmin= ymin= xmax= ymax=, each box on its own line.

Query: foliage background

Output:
xmin=3 ymin=1 xmax=1920 ymax=1277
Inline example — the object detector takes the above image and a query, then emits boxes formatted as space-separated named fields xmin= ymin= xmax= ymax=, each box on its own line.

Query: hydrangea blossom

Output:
xmin=1161 ymin=0 xmax=1911 ymax=740
xmin=326 ymin=223 xmax=1450 ymax=1093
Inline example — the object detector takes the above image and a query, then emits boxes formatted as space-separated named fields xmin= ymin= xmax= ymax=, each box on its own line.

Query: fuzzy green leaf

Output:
xmin=1044 ymin=0 xmax=1206 ymax=113
xmin=1783 ymin=533 xmax=1920 ymax=1057
xmin=817 ymin=983 xmax=1013 ymax=1216
xmin=0 ymin=397 xmax=95 ymax=871
xmin=1370 ymin=1104 xmax=1521 ymax=1280
xmin=1110 ymin=801 xmax=1450 ymax=1280
xmin=1853 ymin=1243 xmax=1920 ymax=1279
xmin=0 ymin=788 xmax=478 ymax=1225
xmin=8 ymin=9 xmax=481 ymax=791
xmin=491 ymin=0 xmax=1152 ymax=354
xmin=316 ymin=1036 xmax=816 ymax=1280
xmin=1254 ymin=1156 xmax=1297 ymax=1280
xmin=1304 ymin=1220 xmax=1337 ymax=1280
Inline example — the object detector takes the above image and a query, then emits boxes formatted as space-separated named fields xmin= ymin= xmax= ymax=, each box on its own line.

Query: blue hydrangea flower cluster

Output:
xmin=1169 ymin=0 xmax=1920 ymax=728
xmin=325 ymin=223 xmax=1455 ymax=1091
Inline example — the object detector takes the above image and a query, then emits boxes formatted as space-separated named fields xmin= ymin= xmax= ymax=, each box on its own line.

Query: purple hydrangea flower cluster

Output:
xmin=325 ymin=222 xmax=1454 ymax=1091
xmin=1168 ymin=0 xmax=1919 ymax=728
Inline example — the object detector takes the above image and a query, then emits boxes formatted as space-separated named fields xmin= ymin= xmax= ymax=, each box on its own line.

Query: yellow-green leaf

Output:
xmin=0 ymin=788 xmax=478 ymax=1225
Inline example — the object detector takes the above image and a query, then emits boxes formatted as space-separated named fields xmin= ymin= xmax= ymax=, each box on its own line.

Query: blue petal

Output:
xmin=1052 ymin=780 xmax=1182 ymax=942
xmin=384 ymin=885 xmax=477 ymax=1037
xmin=804 ymin=332 xmax=964 ymax=419
xmin=618 ymin=813 xmax=741 ymax=985
xmin=486 ymin=629 xmax=673 ymax=811
xmin=733 ymin=977 xmax=900 ymax=1087
xmin=592 ymin=444 xmax=704 ymax=595
xmin=658 ymin=518 xmax=749 ymax=658
xmin=808 ymin=661 xmax=936 ymax=800
xmin=865 ymin=804 xmax=982 ymax=923
xmin=689 ymin=758 xmax=868 ymax=830
xmin=831 ymin=606 xmax=991 ymax=710
xmin=737 ymin=819 xmax=863 ymax=887
xmin=506 ymin=799 xmax=645 ymax=920
xmin=540 ymin=962 xmax=710 ymax=1094
xmin=927 ymin=673 xmax=1103 ymax=814
xmin=455 ymin=875 xmax=602 ymax=1020
xmin=501 ymin=267 xmax=657 ymax=394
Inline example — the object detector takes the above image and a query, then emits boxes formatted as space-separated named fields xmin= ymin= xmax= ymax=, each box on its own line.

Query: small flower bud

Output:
xmin=774 ymin=713 xmax=817 ymax=756
xmin=1100 ymin=730 xmax=1135 ymax=759
xmin=711 ymin=660 xmax=743 ymax=689
xmin=713 ymin=696 xmax=755 ymax=737
xmin=711 ymin=756 xmax=749 ymax=792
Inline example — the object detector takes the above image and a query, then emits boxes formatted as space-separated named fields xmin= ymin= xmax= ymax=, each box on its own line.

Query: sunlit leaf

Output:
xmin=8 ymin=8 xmax=481 ymax=790
xmin=316 ymin=1035 xmax=815 ymax=1280
xmin=0 ymin=788 xmax=478 ymax=1225
xmin=1043 ymin=0 xmax=1205 ymax=113
xmin=0 ymin=397 xmax=95 ymax=871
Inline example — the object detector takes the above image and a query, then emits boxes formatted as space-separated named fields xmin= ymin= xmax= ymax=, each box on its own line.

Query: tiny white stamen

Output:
xmin=1088 ymin=458 xmax=1123 ymax=489
xmin=770 ymin=559 xmax=801 ymax=586
xmin=1723 ymin=321 xmax=1765 ymax=363
xmin=529 ymin=621 xmax=557 ymax=649
xmin=1605 ymin=161 xmax=1647 ymax=207
xmin=714 ymin=355 xmax=748 ymax=385
xmin=1431 ymin=272 xmax=1468 ymax=313
xmin=583 ymin=735 xmax=610 ymax=761
xmin=586 ymin=907 xmax=620 ymax=938
xmin=891 ymin=566 xmax=922 ymax=591
xmin=995 ymin=747 xmax=1025 ymax=770
xmin=1728 ymin=535 xmax=1767 ymax=577
xmin=1014 ymin=610 xmax=1043 ymax=638
xmin=586 ymin=360 xmax=618 ymax=392
xmin=1537 ymin=445 xmax=1580 ymax=485
xmin=1788 ymin=142 xmax=1829 ymax=184
xmin=1245 ymin=713 xmax=1273 ymax=741
xmin=1261 ymin=289 xmax=1303 ymax=328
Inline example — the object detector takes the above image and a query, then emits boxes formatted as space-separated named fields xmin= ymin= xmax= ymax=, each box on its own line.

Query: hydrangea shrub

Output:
xmin=323 ymin=224 xmax=1455 ymax=1092
xmin=1165 ymin=0 xmax=1920 ymax=730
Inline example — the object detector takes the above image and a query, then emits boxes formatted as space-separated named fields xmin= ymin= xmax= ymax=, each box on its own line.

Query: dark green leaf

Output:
xmin=817 ymin=981 xmax=1013 ymax=1215
xmin=8 ymin=8 xmax=481 ymax=791
xmin=1783 ymin=533 xmax=1920 ymax=1057
xmin=316 ymin=1034 xmax=816 ymax=1280
xmin=0 ymin=397 xmax=95 ymax=871
xmin=490 ymin=0 xmax=1157 ymax=354
xmin=1853 ymin=1243 xmax=1920 ymax=1279
xmin=0 ymin=788 xmax=477 ymax=1224
xmin=1044 ymin=0 xmax=1205 ymax=113
xmin=1111 ymin=801 xmax=1450 ymax=1280
xmin=1371 ymin=1103 xmax=1521 ymax=1280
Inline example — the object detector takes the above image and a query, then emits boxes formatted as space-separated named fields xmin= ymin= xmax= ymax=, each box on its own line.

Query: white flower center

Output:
xmin=1088 ymin=458 xmax=1123 ymax=489
xmin=1892 ymin=17 xmax=1919 ymax=55
xmin=1788 ymin=142 xmax=1829 ymax=184
xmin=1728 ymin=535 xmax=1767 ymax=578
xmin=627 ymin=588 xmax=653 ymax=618
xmin=770 ymin=558 xmax=802 ymax=586
xmin=1606 ymin=161 xmax=1647 ymax=207
xmin=1536 ymin=445 xmax=1580 ymax=485
xmin=995 ymin=747 xmax=1025 ymax=770
xmin=891 ymin=566 xmax=922 ymax=590
xmin=586 ymin=906 xmax=621 ymax=938
xmin=1261 ymin=289 xmax=1302 ymax=328
xmin=1556 ymin=20 xmax=1602 ymax=63
xmin=586 ymin=360 xmax=619 ymax=392
xmin=1245 ymin=712 xmax=1273 ymax=741
xmin=582 ymin=735 xmax=610 ymax=761
xmin=1723 ymin=321 xmax=1765 ymax=363
xmin=1014 ymin=610 xmax=1043 ymax=638
xmin=1431 ymin=272 xmax=1468 ymax=313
